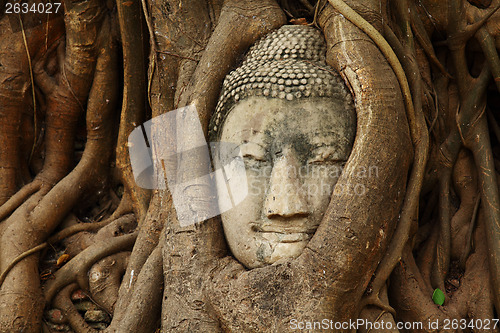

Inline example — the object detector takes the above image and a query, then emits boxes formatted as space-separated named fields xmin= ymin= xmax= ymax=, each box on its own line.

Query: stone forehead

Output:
xmin=210 ymin=25 xmax=354 ymax=140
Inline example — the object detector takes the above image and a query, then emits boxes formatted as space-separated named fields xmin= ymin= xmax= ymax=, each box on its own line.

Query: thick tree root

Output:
xmin=0 ymin=15 xmax=64 ymax=206
xmin=359 ymin=286 xmax=399 ymax=333
xmin=108 ymin=243 xmax=163 ymax=333
xmin=313 ymin=0 xmax=413 ymax=322
xmin=115 ymin=0 xmax=151 ymax=220
xmin=0 ymin=6 xmax=120 ymax=330
xmin=0 ymin=180 xmax=41 ymax=221
xmin=108 ymin=194 xmax=164 ymax=327
xmin=89 ymin=252 xmax=131 ymax=314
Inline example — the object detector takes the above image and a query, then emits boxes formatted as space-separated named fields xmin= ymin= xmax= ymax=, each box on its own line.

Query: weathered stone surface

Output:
xmin=211 ymin=25 xmax=356 ymax=269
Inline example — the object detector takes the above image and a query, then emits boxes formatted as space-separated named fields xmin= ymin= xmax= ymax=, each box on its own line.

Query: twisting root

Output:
xmin=108 ymin=195 xmax=165 ymax=328
xmin=53 ymin=283 xmax=98 ymax=333
xmin=327 ymin=0 xmax=416 ymax=122
xmin=326 ymin=0 xmax=429 ymax=310
xmin=0 ymin=214 xmax=134 ymax=288
xmin=0 ymin=242 xmax=47 ymax=288
xmin=359 ymin=285 xmax=399 ymax=333
xmin=446 ymin=0 xmax=500 ymax=307
xmin=0 ymin=180 xmax=41 ymax=222
xmin=111 ymin=243 xmax=163 ymax=332
xmin=0 ymin=8 xmax=110 ymax=332
xmin=44 ymin=231 xmax=138 ymax=304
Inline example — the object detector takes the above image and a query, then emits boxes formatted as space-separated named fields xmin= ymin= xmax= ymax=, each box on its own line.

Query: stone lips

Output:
xmin=210 ymin=25 xmax=355 ymax=141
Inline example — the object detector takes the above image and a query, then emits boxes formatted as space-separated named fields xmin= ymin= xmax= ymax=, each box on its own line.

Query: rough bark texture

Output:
xmin=0 ymin=0 xmax=499 ymax=332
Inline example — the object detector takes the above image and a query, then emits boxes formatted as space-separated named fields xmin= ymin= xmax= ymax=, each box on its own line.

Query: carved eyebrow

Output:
xmin=309 ymin=133 xmax=351 ymax=148
xmin=224 ymin=129 xmax=267 ymax=144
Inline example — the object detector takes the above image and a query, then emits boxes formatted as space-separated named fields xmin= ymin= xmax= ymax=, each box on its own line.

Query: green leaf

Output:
xmin=432 ymin=288 xmax=445 ymax=306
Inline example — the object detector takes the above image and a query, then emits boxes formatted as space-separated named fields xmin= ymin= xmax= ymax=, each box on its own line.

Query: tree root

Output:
xmin=328 ymin=0 xmax=429 ymax=310
xmin=373 ymin=22 xmax=429 ymax=303
xmin=447 ymin=215 xmax=497 ymax=324
xmin=115 ymin=0 xmax=151 ymax=220
xmin=476 ymin=27 xmax=500 ymax=91
xmin=88 ymin=252 xmax=130 ymax=314
xmin=54 ymin=214 xmax=135 ymax=247
xmin=359 ymin=293 xmax=396 ymax=317
xmin=0 ymin=180 xmax=41 ymax=222
xmin=450 ymin=150 xmax=479 ymax=265
xmin=175 ymin=0 xmax=286 ymax=129
xmin=465 ymin=111 xmax=500 ymax=313
xmin=327 ymin=0 xmax=416 ymax=124
xmin=108 ymin=242 xmax=163 ymax=333
xmin=389 ymin=247 xmax=451 ymax=331
xmin=0 ymin=14 xmax=64 ymax=206
xmin=53 ymin=284 xmax=98 ymax=333
xmin=459 ymin=195 xmax=480 ymax=269
xmin=409 ymin=0 xmax=452 ymax=78
xmin=0 ymin=47 xmax=120 ymax=327
xmin=433 ymin=166 xmax=453 ymax=291
xmin=416 ymin=225 xmax=439 ymax=293
xmin=390 ymin=213 xmax=496 ymax=331
xmin=44 ymin=231 xmax=138 ymax=304
xmin=445 ymin=0 xmax=500 ymax=50
xmin=359 ymin=286 xmax=399 ymax=333
xmin=109 ymin=194 xmax=164 ymax=327
xmin=0 ymin=242 xmax=47 ymax=288
xmin=447 ymin=10 xmax=500 ymax=307
xmin=0 ymin=213 xmax=135 ymax=289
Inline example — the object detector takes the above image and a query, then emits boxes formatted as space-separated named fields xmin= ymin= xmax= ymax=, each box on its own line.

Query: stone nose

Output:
xmin=263 ymin=149 xmax=309 ymax=219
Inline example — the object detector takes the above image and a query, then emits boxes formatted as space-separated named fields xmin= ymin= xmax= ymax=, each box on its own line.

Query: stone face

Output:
xmin=213 ymin=96 xmax=356 ymax=269
xmin=210 ymin=25 xmax=356 ymax=269
xmin=211 ymin=26 xmax=356 ymax=268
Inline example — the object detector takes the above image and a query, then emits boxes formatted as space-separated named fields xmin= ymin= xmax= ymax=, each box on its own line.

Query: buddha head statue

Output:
xmin=209 ymin=25 xmax=356 ymax=269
